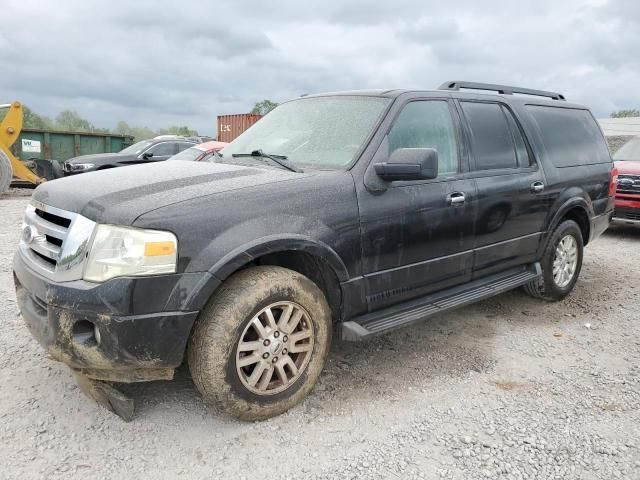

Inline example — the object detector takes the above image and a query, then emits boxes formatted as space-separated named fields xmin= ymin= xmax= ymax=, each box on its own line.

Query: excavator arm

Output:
xmin=0 ymin=101 xmax=45 ymax=193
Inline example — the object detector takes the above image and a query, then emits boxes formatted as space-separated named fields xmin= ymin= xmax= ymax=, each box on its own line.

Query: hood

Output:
xmin=33 ymin=161 xmax=307 ymax=224
xmin=615 ymin=160 xmax=640 ymax=175
xmin=66 ymin=152 xmax=122 ymax=163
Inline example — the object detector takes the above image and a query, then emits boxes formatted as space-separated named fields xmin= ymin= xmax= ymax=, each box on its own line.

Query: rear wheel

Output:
xmin=0 ymin=149 xmax=13 ymax=194
xmin=188 ymin=266 xmax=332 ymax=420
xmin=524 ymin=220 xmax=584 ymax=301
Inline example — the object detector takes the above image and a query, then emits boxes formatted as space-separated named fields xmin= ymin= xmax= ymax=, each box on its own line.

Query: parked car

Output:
xmin=62 ymin=135 xmax=198 ymax=175
xmin=14 ymin=82 xmax=615 ymax=422
xmin=167 ymin=141 xmax=228 ymax=163
xmin=611 ymin=136 xmax=640 ymax=225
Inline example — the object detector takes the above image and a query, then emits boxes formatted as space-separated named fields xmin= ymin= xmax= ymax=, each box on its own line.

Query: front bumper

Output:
xmin=612 ymin=198 xmax=640 ymax=225
xmin=13 ymin=251 xmax=201 ymax=382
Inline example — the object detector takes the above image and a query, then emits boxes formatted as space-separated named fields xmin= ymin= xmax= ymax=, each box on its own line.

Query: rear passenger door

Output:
xmin=458 ymin=101 xmax=548 ymax=277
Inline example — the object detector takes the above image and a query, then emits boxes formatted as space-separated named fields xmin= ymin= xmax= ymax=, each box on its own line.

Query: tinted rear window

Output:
xmin=526 ymin=106 xmax=610 ymax=167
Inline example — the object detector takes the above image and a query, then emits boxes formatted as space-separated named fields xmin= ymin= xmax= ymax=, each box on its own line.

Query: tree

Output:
xmin=54 ymin=110 xmax=95 ymax=132
xmin=610 ymin=109 xmax=640 ymax=118
xmin=22 ymin=105 xmax=53 ymax=130
xmin=251 ymin=99 xmax=278 ymax=115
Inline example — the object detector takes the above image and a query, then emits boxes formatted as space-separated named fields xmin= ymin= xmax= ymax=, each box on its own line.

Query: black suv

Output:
xmin=14 ymin=82 xmax=615 ymax=421
xmin=63 ymin=135 xmax=198 ymax=174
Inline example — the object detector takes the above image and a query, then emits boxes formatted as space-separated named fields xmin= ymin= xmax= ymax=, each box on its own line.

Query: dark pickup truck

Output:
xmin=13 ymin=82 xmax=615 ymax=421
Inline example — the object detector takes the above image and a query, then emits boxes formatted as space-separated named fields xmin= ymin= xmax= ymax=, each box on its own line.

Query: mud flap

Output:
xmin=73 ymin=371 xmax=135 ymax=422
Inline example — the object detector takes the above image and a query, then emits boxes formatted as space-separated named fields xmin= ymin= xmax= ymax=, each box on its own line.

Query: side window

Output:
xmin=148 ymin=142 xmax=177 ymax=157
xmin=526 ymin=106 xmax=610 ymax=167
xmin=388 ymin=100 xmax=459 ymax=176
xmin=461 ymin=102 xmax=518 ymax=170
xmin=502 ymin=106 xmax=531 ymax=166
xmin=177 ymin=142 xmax=194 ymax=152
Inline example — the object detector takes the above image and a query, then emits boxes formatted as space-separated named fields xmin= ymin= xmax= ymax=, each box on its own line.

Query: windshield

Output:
xmin=118 ymin=139 xmax=154 ymax=155
xmin=167 ymin=146 xmax=204 ymax=162
xmin=613 ymin=137 xmax=640 ymax=161
xmin=220 ymin=96 xmax=390 ymax=169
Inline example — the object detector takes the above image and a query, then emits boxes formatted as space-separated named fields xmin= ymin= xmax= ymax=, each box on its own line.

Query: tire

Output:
xmin=524 ymin=220 xmax=584 ymax=301
xmin=0 ymin=149 xmax=13 ymax=194
xmin=188 ymin=266 xmax=332 ymax=421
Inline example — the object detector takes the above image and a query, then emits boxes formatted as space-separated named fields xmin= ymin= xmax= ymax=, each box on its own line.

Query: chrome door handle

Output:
xmin=447 ymin=192 xmax=466 ymax=206
xmin=531 ymin=182 xmax=545 ymax=193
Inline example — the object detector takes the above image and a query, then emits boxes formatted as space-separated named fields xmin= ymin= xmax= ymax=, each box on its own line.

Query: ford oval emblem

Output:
xmin=22 ymin=225 xmax=36 ymax=244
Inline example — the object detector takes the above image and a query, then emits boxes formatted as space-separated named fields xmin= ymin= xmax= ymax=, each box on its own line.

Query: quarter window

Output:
xmin=388 ymin=101 xmax=459 ymax=176
xmin=461 ymin=102 xmax=518 ymax=170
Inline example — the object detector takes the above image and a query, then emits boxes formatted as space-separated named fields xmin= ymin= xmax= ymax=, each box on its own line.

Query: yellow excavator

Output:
xmin=0 ymin=101 xmax=46 ymax=194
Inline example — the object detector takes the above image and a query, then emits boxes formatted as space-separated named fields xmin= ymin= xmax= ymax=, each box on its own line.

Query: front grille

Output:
xmin=19 ymin=202 xmax=97 ymax=281
xmin=24 ymin=205 xmax=73 ymax=271
xmin=35 ymin=208 xmax=72 ymax=228
xmin=616 ymin=174 xmax=640 ymax=194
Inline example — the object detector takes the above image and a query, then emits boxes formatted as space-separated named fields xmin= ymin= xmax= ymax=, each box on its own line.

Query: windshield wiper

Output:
xmin=231 ymin=149 xmax=301 ymax=173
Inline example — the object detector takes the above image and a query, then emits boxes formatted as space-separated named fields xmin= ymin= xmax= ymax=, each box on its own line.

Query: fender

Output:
xmin=539 ymin=195 xmax=592 ymax=256
xmin=210 ymin=234 xmax=350 ymax=281
xmin=180 ymin=234 xmax=350 ymax=312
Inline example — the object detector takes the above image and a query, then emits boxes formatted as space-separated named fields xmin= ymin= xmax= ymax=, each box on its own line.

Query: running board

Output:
xmin=341 ymin=263 xmax=541 ymax=341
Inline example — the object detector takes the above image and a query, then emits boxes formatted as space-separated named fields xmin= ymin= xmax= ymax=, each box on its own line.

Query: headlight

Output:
xmin=84 ymin=225 xmax=177 ymax=282
xmin=71 ymin=163 xmax=95 ymax=171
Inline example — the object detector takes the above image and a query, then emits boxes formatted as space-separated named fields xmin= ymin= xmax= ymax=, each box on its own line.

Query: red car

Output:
xmin=167 ymin=140 xmax=228 ymax=163
xmin=612 ymin=136 xmax=640 ymax=225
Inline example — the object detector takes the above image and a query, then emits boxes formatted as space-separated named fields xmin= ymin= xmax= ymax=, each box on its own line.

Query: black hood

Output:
xmin=33 ymin=161 xmax=307 ymax=224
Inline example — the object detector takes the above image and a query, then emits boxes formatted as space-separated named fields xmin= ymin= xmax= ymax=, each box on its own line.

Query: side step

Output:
xmin=341 ymin=263 xmax=541 ymax=341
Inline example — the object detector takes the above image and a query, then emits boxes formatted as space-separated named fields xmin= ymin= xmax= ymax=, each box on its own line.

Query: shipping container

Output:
xmin=217 ymin=114 xmax=262 ymax=143
xmin=11 ymin=128 xmax=134 ymax=164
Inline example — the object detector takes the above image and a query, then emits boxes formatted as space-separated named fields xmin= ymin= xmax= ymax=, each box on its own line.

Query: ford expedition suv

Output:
xmin=13 ymin=82 xmax=615 ymax=421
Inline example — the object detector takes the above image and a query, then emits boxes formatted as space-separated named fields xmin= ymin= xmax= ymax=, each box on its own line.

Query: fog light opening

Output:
xmin=72 ymin=320 xmax=99 ymax=347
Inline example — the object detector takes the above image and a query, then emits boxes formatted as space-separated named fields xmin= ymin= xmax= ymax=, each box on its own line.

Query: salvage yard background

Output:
xmin=0 ymin=190 xmax=638 ymax=479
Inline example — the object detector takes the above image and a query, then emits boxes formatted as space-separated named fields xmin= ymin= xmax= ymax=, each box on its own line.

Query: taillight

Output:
xmin=609 ymin=166 xmax=618 ymax=196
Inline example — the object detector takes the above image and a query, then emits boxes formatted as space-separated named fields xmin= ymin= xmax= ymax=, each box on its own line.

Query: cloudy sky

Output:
xmin=1 ymin=0 xmax=638 ymax=137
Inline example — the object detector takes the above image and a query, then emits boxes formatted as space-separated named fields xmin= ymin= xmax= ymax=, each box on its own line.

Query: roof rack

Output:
xmin=439 ymin=81 xmax=566 ymax=101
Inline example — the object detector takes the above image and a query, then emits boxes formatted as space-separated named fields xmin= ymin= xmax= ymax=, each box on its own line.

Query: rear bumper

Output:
xmin=13 ymin=251 xmax=200 ymax=382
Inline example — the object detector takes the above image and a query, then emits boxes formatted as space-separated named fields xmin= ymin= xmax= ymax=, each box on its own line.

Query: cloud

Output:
xmin=0 ymin=0 xmax=637 ymax=136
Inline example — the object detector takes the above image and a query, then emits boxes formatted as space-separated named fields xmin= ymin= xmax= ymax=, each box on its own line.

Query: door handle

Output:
xmin=531 ymin=182 xmax=545 ymax=194
xmin=446 ymin=192 xmax=466 ymax=207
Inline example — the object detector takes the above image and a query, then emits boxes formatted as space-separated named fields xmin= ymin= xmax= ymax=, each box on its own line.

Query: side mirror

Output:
xmin=374 ymin=148 xmax=438 ymax=181
xmin=142 ymin=152 xmax=154 ymax=159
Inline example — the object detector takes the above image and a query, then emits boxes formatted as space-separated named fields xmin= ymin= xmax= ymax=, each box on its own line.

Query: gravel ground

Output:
xmin=1 ymin=191 xmax=639 ymax=480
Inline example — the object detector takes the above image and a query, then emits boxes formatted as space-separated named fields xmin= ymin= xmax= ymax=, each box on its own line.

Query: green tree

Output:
xmin=54 ymin=110 xmax=95 ymax=132
xmin=251 ymin=99 xmax=278 ymax=115
xmin=22 ymin=105 xmax=53 ymax=130
xmin=610 ymin=109 xmax=640 ymax=118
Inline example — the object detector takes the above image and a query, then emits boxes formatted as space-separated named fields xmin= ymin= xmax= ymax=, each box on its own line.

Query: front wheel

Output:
xmin=188 ymin=266 xmax=332 ymax=420
xmin=524 ymin=219 xmax=584 ymax=301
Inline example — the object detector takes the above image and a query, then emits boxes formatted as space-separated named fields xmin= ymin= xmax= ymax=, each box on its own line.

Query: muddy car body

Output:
xmin=14 ymin=82 xmax=615 ymax=420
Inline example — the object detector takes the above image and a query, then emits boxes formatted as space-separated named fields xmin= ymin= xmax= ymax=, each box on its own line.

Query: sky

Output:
xmin=1 ymin=0 xmax=639 ymax=137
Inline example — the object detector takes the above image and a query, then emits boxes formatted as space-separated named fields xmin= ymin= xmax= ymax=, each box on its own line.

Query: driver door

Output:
xmin=357 ymin=99 xmax=477 ymax=311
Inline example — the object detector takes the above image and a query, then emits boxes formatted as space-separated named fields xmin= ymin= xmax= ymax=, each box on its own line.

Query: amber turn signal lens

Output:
xmin=144 ymin=241 xmax=176 ymax=257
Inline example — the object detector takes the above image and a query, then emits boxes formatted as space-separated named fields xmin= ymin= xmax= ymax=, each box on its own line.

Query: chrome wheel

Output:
xmin=553 ymin=234 xmax=578 ymax=288
xmin=236 ymin=301 xmax=314 ymax=395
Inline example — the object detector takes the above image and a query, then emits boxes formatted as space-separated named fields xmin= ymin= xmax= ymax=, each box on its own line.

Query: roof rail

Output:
xmin=439 ymin=81 xmax=566 ymax=101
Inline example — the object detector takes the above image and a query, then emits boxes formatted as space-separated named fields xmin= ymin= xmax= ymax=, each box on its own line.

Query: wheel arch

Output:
xmin=544 ymin=198 xmax=592 ymax=251
xmin=189 ymin=235 xmax=349 ymax=322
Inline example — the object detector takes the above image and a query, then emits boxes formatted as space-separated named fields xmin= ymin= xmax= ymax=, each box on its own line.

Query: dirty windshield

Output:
xmin=220 ymin=96 xmax=389 ymax=169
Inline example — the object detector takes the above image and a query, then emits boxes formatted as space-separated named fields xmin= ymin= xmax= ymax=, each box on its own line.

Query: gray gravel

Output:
xmin=1 ymin=191 xmax=639 ymax=479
